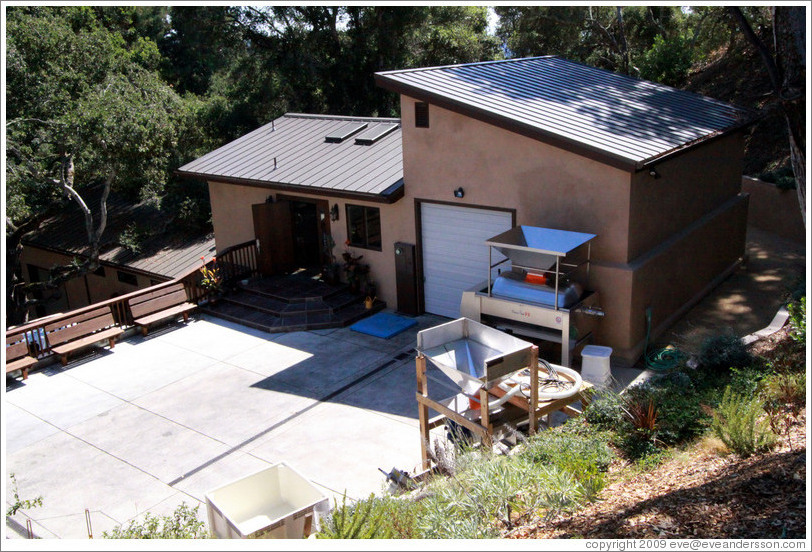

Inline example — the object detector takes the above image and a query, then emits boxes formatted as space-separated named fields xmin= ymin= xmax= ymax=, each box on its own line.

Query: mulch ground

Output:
xmin=506 ymin=329 xmax=807 ymax=540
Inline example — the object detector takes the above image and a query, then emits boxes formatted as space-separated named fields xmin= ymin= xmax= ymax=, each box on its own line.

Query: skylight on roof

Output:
xmin=325 ymin=122 xmax=368 ymax=143
xmin=354 ymin=123 xmax=399 ymax=145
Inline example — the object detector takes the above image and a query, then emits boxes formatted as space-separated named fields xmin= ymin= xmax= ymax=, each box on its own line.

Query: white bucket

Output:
xmin=581 ymin=345 xmax=612 ymax=389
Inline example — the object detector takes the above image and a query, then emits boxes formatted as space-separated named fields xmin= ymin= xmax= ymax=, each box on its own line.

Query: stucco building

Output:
xmin=179 ymin=56 xmax=752 ymax=364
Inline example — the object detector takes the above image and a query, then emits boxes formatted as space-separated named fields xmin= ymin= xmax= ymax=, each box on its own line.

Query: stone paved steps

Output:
xmin=200 ymin=274 xmax=385 ymax=333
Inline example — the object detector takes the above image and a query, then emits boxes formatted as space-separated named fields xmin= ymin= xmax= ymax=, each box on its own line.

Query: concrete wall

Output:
xmin=741 ymin=176 xmax=805 ymax=243
xmin=20 ymin=246 xmax=157 ymax=317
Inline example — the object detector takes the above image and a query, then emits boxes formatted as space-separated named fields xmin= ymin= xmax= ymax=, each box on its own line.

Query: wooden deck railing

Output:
xmin=6 ymin=268 xmax=206 ymax=360
xmin=6 ymin=240 xmax=260 ymax=363
xmin=216 ymin=239 xmax=259 ymax=286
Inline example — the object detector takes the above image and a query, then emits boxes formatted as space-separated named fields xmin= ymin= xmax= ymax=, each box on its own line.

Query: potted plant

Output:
xmin=199 ymin=256 xmax=223 ymax=302
xmin=341 ymin=249 xmax=369 ymax=293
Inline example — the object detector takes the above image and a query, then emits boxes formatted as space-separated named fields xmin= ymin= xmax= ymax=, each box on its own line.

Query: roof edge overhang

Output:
xmin=634 ymin=117 xmax=757 ymax=171
xmin=175 ymin=170 xmax=404 ymax=205
xmin=18 ymin=241 xmax=172 ymax=281
xmin=375 ymin=73 xmax=757 ymax=173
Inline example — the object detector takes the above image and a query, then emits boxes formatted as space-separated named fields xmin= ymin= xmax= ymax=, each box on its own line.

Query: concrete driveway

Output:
xmin=4 ymin=312 xmax=453 ymax=539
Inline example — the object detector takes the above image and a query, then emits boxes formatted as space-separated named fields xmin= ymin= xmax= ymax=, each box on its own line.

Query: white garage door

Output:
xmin=421 ymin=203 xmax=513 ymax=318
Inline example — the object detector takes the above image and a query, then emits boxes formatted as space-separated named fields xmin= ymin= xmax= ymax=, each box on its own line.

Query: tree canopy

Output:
xmin=5 ymin=5 xmax=803 ymax=325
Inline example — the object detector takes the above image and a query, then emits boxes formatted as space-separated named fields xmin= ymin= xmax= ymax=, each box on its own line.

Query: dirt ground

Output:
xmin=509 ymin=412 xmax=806 ymax=539
xmin=657 ymin=226 xmax=806 ymax=356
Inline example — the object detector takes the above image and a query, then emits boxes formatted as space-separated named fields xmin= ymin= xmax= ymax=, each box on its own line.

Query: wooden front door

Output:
xmin=252 ymin=200 xmax=295 ymax=275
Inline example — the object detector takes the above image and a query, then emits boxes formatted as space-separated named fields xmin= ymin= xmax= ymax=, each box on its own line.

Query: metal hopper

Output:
xmin=416 ymin=317 xmax=534 ymax=395
xmin=486 ymin=225 xmax=596 ymax=273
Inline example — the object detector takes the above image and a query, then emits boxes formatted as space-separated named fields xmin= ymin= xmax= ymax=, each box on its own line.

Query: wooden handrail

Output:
xmin=215 ymin=239 xmax=259 ymax=285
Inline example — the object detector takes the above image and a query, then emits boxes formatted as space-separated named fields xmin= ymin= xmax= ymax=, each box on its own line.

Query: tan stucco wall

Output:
xmin=741 ymin=176 xmax=805 ymax=243
xmin=397 ymin=96 xmax=633 ymax=264
xmin=20 ymin=246 xmax=155 ymax=316
xmin=628 ymin=132 xmax=745 ymax=260
xmin=208 ymin=182 xmax=405 ymax=305
xmin=625 ymin=194 xmax=749 ymax=362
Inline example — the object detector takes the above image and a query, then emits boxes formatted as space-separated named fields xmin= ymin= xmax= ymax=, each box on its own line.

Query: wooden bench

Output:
xmin=45 ymin=306 xmax=125 ymax=366
xmin=6 ymin=334 xmax=37 ymax=380
xmin=128 ymin=282 xmax=197 ymax=337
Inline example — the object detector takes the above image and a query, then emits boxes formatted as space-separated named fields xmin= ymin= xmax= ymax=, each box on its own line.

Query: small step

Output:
xmin=225 ymin=291 xmax=331 ymax=317
xmin=201 ymin=301 xmax=282 ymax=333
xmin=202 ymin=298 xmax=386 ymax=333
xmin=237 ymin=276 xmax=349 ymax=303
xmin=324 ymin=290 xmax=366 ymax=313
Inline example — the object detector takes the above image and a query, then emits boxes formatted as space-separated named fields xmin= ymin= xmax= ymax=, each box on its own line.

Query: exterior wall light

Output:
xmin=453 ymin=187 xmax=465 ymax=198
xmin=649 ymin=169 xmax=660 ymax=179
xmin=330 ymin=204 xmax=340 ymax=221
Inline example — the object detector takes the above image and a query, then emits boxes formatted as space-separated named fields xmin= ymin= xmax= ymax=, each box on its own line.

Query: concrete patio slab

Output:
xmin=3 ymin=403 xmax=60 ymax=454
xmin=62 ymin=338 xmax=215 ymax=401
xmin=4 ymin=311 xmax=646 ymax=540
xmin=68 ymin=403 xmax=232 ymax=484
xmin=170 ymin=451 xmax=275 ymax=504
xmin=229 ymin=332 xmax=392 ymax=395
xmin=4 ymin=371 xmax=126 ymax=431
xmin=5 ymin=431 xmax=177 ymax=538
xmin=158 ymin=317 xmax=280 ymax=362
xmin=247 ymin=400 xmax=424 ymax=501
xmin=132 ymin=362 xmax=318 ymax=447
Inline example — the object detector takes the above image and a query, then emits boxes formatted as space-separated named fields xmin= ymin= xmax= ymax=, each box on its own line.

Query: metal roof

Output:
xmin=176 ymin=114 xmax=404 ymax=203
xmin=375 ymin=56 xmax=753 ymax=170
xmin=23 ymin=187 xmax=216 ymax=280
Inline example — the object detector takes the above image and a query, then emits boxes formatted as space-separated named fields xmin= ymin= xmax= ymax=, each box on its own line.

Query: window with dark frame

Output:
xmin=345 ymin=205 xmax=382 ymax=250
xmin=415 ymin=102 xmax=429 ymax=128
xmin=117 ymin=270 xmax=138 ymax=286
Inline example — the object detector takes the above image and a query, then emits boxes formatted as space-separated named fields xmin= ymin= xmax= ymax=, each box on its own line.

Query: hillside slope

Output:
xmin=684 ymin=44 xmax=792 ymax=177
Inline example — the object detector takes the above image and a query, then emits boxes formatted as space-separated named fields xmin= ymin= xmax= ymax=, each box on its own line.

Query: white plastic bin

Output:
xmin=205 ymin=462 xmax=330 ymax=539
xmin=581 ymin=345 xmax=613 ymax=388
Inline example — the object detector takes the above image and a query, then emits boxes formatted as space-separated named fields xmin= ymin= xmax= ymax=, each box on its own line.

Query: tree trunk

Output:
xmin=773 ymin=6 xmax=806 ymax=227
xmin=730 ymin=7 xmax=806 ymax=227
xmin=5 ymin=167 xmax=112 ymax=327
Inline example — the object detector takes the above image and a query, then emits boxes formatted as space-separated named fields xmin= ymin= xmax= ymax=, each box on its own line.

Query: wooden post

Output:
xmin=529 ymin=345 xmax=539 ymax=435
xmin=479 ymin=387 xmax=492 ymax=449
xmin=416 ymin=354 xmax=431 ymax=470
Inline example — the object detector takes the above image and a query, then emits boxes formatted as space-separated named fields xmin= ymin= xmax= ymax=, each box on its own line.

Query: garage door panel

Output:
xmin=421 ymin=203 xmax=513 ymax=318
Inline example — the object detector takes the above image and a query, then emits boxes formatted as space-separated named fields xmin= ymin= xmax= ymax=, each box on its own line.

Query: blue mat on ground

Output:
xmin=350 ymin=312 xmax=418 ymax=339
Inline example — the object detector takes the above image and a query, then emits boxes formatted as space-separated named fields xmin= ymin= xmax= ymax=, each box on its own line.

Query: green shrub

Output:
xmin=583 ymin=388 xmax=625 ymax=430
xmin=103 ymin=502 xmax=208 ymax=539
xmin=639 ymin=34 xmax=693 ymax=87
xmin=622 ymin=374 xmax=709 ymax=447
xmin=727 ymin=365 xmax=769 ymax=397
xmin=317 ymin=494 xmax=392 ymax=539
xmin=760 ymin=371 xmax=806 ymax=416
xmin=6 ymin=473 xmax=43 ymax=517
xmin=759 ymin=166 xmax=797 ymax=190
xmin=698 ymin=332 xmax=753 ymax=374
xmin=519 ymin=421 xmax=614 ymax=475
xmin=710 ymin=387 xmax=776 ymax=457
xmin=788 ymin=296 xmax=806 ymax=345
